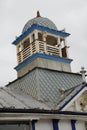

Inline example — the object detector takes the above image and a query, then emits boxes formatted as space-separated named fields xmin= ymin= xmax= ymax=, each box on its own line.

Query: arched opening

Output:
xmin=22 ymin=38 xmax=30 ymax=49
xmin=38 ymin=32 xmax=43 ymax=41
xmin=46 ymin=35 xmax=57 ymax=46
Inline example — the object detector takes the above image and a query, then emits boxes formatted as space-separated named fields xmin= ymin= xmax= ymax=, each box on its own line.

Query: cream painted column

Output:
xmin=30 ymin=34 xmax=33 ymax=55
xmin=42 ymin=31 xmax=46 ymax=42
xmin=43 ymin=31 xmax=47 ymax=54
xmin=34 ymin=30 xmax=38 ymax=40
xmin=16 ymin=45 xmax=20 ymax=64
xmin=64 ymin=38 xmax=69 ymax=58
xmin=30 ymin=44 xmax=33 ymax=56
xmin=30 ymin=34 xmax=32 ymax=43
xmin=36 ymin=40 xmax=39 ymax=53
xmin=20 ymin=43 xmax=24 ymax=62
xmin=57 ymin=36 xmax=62 ymax=57
xmin=34 ymin=30 xmax=40 ymax=53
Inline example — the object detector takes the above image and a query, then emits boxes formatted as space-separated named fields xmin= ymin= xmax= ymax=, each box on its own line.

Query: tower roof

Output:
xmin=22 ymin=11 xmax=57 ymax=33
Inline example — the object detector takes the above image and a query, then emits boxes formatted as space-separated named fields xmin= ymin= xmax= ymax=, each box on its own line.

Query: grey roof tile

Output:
xmin=6 ymin=68 xmax=82 ymax=109
xmin=0 ymin=87 xmax=50 ymax=110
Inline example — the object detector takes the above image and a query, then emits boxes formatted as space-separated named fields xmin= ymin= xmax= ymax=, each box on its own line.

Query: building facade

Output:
xmin=0 ymin=11 xmax=87 ymax=130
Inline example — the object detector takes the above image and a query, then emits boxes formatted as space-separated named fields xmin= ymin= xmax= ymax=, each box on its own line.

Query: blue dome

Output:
xmin=22 ymin=16 xmax=58 ymax=33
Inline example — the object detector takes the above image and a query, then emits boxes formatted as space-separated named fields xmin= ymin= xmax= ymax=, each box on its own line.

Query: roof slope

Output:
xmin=0 ymin=83 xmax=86 ymax=110
xmin=6 ymin=68 xmax=82 ymax=109
xmin=0 ymin=87 xmax=49 ymax=110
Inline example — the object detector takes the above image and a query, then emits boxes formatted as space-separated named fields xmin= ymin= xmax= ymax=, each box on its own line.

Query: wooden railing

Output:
xmin=17 ymin=41 xmax=60 ymax=64
xmin=46 ymin=44 xmax=60 ymax=56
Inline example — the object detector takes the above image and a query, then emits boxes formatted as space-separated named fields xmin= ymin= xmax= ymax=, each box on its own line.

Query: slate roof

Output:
xmin=0 ymin=87 xmax=49 ymax=110
xmin=3 ymin=67 xmax=82 ymax=109
xmin=0 ymin=82 xmax=86 ymax=110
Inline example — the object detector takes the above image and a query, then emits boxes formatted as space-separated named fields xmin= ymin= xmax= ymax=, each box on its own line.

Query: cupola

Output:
xmin=12 ymin=11 xmax=72 ymax=77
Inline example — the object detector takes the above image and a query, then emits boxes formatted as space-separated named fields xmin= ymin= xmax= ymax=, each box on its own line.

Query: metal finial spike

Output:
xmin=36 ymin=11 xmax=41 ymax=17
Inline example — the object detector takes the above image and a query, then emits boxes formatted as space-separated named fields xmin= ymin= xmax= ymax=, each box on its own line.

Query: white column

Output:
xmin=21 ymin=43 xmax=24 ymax=50
xmin=30 ymin=35 xmax=32 ymax=43
xmin=36 ymin=40 xmax=39 ymax=53
xmin=34 ymin=30 xmax=38 ymax=40
xmin=42 ymin=31 xmax=47 ymax=42
xmin=42 ymin=31 xmax=47 ymax=53
xmin=57 ymin=36 xmax=62 ymax=57
xmin=44 ymin=42 xmax=47 ymax=54
xmin=64 ymin=38 xmax=69 ymax=58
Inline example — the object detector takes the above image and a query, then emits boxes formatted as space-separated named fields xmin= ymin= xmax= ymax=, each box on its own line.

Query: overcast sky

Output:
xmin=0 ymin=0 xmax=87 ymax=86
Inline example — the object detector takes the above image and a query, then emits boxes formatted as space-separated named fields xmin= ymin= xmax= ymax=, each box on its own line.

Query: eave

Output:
xmin=12 ymin=24 xmax=70 ymax=45
xmin=0 ymin=109 xmax=87 ymax=122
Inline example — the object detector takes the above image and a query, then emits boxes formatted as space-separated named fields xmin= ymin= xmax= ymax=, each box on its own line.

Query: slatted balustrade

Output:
xmin=47 ymin=44 xmax=60 ymax=56
xmin=17 ymin=41 xmax=60 ymax=64
xmin=39 ymin=41 xmax=45 ymax=53
xmin=22 ymin=46 xmax=31 ymax=60
xmin=32 ymin=42 xmax=37 ymax=54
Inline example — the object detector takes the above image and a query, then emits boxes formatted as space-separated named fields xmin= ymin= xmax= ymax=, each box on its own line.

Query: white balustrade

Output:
xmin=17 ymin=41 xmax=60 ymax=64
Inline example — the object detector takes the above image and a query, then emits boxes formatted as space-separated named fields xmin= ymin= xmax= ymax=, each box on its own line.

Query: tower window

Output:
xmin=32 ymin=33 xmax=35 ymax=42
xmin=46 ymin=35 xmax=57 ymax=46
xmin=22 ymin=38 xmax=30 ymax=49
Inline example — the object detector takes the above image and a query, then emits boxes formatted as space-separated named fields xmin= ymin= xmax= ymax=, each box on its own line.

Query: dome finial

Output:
xmin=36 ymin=11 xmax=41 ymax=17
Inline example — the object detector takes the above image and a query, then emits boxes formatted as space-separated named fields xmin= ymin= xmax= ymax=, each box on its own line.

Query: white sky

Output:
xmin=0 ymin=0 xmax=87 ymax=86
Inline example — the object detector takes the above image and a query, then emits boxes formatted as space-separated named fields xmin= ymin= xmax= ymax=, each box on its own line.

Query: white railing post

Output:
xmin=64 ymin=38 xmax=69 ymax=58
xmin=30 ymin=44 xmax=32 ymax=56
xmin=34 ymin=30 xmax=38 ymax=40
xmin=35 ymin=40 xmax=39 ymax=53
xmin=44 ymin=42 xmax=47 ymax=54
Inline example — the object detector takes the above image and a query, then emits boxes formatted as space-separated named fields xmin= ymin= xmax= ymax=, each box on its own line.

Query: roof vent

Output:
xmin=80 ymin=66 xmax=86 ymax=83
